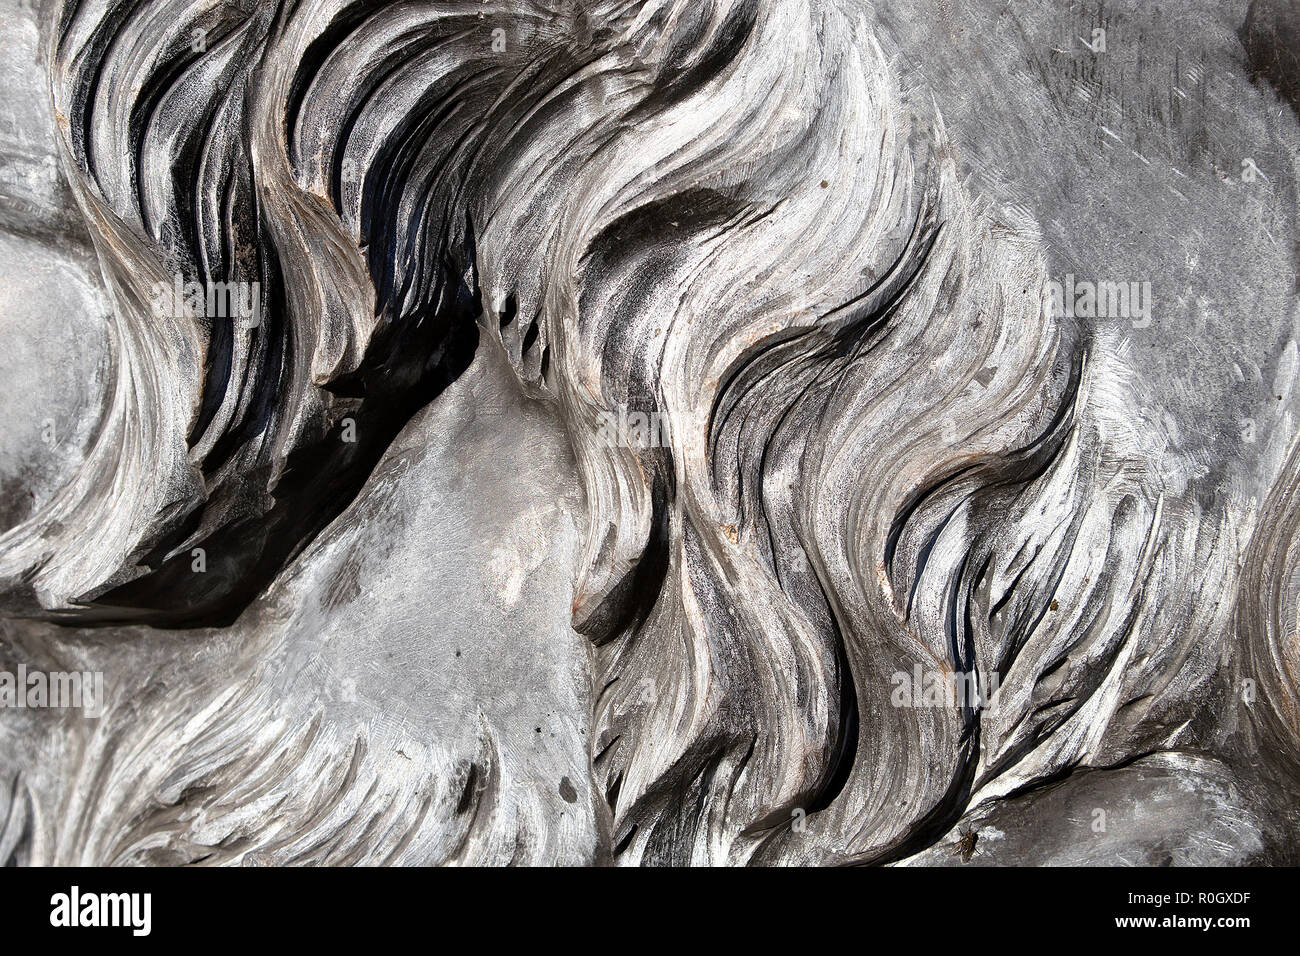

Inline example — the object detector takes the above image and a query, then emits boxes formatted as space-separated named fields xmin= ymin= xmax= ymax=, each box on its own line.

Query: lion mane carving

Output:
xmin=0 ymin=0 xmax=1296 ymax=866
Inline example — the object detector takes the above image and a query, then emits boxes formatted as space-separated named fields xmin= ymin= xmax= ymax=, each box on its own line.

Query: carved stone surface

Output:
xmin=0 ymin=0 xmax=1297 ymax=865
